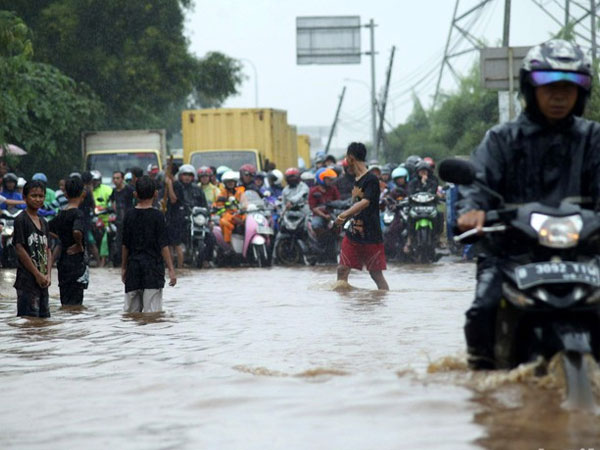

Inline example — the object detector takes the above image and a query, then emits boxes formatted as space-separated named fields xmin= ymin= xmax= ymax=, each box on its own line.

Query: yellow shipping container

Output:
xmin=182 ymin=108 xmax=296 ymax=172
xmin=297 ymin=134 xmax=311 ymax=169
xmin=286 ymin=125 xmax=298 ymax=171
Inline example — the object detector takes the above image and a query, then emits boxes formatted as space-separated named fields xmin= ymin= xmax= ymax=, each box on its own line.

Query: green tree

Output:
xmin=0 ymin=12 xmax=103 ymax=182
xmin=383 ymin=65 xmax=498 ymax=163
xmin=2 ymin=1 xmax=244 ymax=133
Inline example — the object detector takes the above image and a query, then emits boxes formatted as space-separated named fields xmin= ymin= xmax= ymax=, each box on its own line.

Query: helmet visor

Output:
xmin=530 ymin=70 xmax=592 ymax=90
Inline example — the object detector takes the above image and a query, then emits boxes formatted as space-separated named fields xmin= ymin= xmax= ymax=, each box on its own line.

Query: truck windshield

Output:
xmin=87 ymin=152 xmax=159 ymax=177
xmin=190 ymin=151 xmax=258 ymax=171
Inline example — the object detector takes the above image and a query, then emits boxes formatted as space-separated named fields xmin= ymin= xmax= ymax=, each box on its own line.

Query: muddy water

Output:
xmin=1 ymin=261 xmax=599 ymax=449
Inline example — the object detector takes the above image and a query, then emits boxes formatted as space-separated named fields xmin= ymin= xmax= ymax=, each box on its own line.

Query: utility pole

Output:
xmin=325 ymin=86 xmax=346 ymax=154
xmin=376 ymin=46 xmax=396 ymax=158
xmin=365 ymin=19 xmax=378 ymax=159
xmin=503 ymin=0 xmax=511 ymax=47
xmin=565 ymin=0 xmax=570 ymax=28
xmin=591 ymin=0 xmax=597 ymax=67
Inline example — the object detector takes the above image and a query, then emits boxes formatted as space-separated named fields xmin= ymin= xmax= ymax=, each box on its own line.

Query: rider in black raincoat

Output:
xmin=457 ymin=39 xmax=600 ymax=369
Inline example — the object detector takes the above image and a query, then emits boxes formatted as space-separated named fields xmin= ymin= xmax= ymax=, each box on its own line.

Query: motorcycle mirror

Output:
xmin=438 ymin=158 xmax=476 ymax=185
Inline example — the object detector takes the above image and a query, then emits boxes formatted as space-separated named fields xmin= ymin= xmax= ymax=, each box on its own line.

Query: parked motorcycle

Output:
xmin=273 ymin=202 xmax=309 ymax=265
xmin=213 ymin=190 xmax=273 ymax=267
xmin=440 ymin=158 xmax=600 ymax=410
xmin=0 ymin=209 xmax=21 ymax=268
xmin=406 ymin=191 xmax=439 ymax=263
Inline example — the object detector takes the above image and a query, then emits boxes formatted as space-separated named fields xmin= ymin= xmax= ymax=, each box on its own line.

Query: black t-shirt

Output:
xmin=109 ymin=185 xmax=135 ymax=221
xmin=13 ymin=212 xmax=50 ymax=291
xmin=48 ymin=208 xmax=88 ymax=286
xmin=49 ymin=208 xmax=85 ymax=249
xmin=79 ymin=186 xmax=95 ymax=231
xmin=164 ymin=181 xmax=186 ymax=222
xmin=122 ymin=208 xmax=169 ymax=292
xmin=347 ymin=172 xmax=383 ymax=244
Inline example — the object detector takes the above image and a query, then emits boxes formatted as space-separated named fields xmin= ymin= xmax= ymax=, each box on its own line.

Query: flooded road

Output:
xmin=1 ymin=260 xmax=599 ymax=449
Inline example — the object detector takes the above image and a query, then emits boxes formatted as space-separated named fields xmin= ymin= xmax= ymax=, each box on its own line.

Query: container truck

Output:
xmin=82 ymin=129 xmax=167 ymax=185
xmin=182 ymin=108 xmax=297 ymax=172
xmin=297 ymin=134 xmax=311 ymax=169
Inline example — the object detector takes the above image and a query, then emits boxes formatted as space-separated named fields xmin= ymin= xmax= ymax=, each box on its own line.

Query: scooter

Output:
xmin=213 ymin=191 xmax=273 ymax=267
xmin=0 ymin=209 xmax=21 ymax=268
xmin=440 ymin=158 xmax=600 ymax=410
xmin=273 ymin=201 xmax=309 ymax=265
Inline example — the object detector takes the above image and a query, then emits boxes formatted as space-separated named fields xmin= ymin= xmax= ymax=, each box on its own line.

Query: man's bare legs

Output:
xmin=369 ymin=270 xmax=389 ymax=290
xmin=337 ymin=265 xmax=389 ymax=290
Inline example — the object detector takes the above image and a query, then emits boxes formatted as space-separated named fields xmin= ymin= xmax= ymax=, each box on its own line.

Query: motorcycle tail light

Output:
xmin=530 ymin=213 xmax=582 ymax=249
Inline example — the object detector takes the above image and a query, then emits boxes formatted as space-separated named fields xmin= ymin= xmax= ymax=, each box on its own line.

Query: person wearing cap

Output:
xmin=457 ymin=39 xmax=600 ymax=369
xmin=32 ymin=173 xmax=56 ymax=210
xmin=147 ymin=164 xmax=160 ymax=181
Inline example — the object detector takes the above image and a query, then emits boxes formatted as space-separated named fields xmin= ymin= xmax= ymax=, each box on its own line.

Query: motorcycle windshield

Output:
xmin=245 ymin=190 xmax=264 ymax=209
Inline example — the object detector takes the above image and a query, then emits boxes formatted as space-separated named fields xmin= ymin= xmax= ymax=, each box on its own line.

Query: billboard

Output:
xmin=296 ymin=16 xmax=361 ymax=65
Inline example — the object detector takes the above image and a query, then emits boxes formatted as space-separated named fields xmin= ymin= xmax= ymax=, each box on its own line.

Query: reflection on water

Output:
xmin=0 ymin=261 xmax=598 ymax=449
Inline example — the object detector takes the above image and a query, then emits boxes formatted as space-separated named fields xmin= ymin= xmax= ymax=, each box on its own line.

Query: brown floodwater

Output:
xmin=1 ymin=260 xmax=599 ymax=449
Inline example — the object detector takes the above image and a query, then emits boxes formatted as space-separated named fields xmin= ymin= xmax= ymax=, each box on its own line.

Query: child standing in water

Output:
xmin=49 ymin=177 xmax=89 ymax=306
xmin=13 ymin=181 xmax=52 ymax=317
xmin=121 ymin=176 xmax=176 ymax=312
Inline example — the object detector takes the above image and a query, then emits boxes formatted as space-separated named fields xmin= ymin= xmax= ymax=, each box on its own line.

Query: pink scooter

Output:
xmin=213 ymin=191 xmax=273 ymax=267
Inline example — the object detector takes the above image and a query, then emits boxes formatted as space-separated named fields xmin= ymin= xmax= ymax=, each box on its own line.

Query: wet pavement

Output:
xmin=1 ymin=260 xmax=599 ymax=449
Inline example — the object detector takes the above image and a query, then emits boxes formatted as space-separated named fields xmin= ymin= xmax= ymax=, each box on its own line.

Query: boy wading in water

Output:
xmin=49 ymin=177 xmax=89 ymax=306
xmin=14 ymin=181 xmax=53 ymax=317
xmin=335 ymin=142 xmax=389 ymax=290
xmin=121 ymin=176 xmax=176 ymax=313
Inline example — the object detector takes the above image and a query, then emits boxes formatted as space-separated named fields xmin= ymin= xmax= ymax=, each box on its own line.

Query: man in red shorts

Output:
xmin=335 ymin=142 xmax=389 ymax=290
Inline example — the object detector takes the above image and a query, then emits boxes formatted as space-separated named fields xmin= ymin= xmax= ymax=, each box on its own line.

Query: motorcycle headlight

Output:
xmin=530 ymin=213 xmax=582 ymax=249
xmin=383 ymin=212 xmax=395 ymax=224
xmin=193 ymin=214 xmax=207 ymax=226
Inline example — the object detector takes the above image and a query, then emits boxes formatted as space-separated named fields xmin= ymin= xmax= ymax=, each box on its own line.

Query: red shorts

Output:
xmin=339 ymin=236 xmax=387 ymax=271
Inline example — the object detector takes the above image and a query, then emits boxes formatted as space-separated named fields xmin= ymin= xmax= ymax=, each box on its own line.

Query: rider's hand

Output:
xmin=457 ymin=210 xmax=485 ymax=233
xmin=335 ymin=213 xmax=347 ymax=227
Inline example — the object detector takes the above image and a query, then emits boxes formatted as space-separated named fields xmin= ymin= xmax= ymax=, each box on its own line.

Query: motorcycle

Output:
xmin=406 ymin=191 xmax=439 ymax=263
xmin=440 ymin=158 xmax=600 ymax=410
xmin=304 ymin=198 xmax=352 ymax=265
xmin=380 ymin=196 xmax=409 ymax=261
xmin=185 ymin=206 xmax=212 ymax=268
xmin=273 ymin=201 xmax=309 ymax=265
xmin=92 ymin=206 xmax=118 ymax=267
xmin=213 ymin=190 xmax=273 ymax=267
xmin=0 ymin=209 xmax=21 ymax=268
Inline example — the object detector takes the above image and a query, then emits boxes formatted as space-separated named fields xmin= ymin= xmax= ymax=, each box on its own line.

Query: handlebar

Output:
xmin=453 ymin=225 xmax=507 ymax=242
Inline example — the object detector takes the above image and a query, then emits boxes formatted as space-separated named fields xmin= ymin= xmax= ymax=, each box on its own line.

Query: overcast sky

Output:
xmin=185 ymin=0 xmax=592 ymax=155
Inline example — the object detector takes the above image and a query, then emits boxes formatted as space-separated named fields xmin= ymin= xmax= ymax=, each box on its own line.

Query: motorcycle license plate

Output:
xmin=515 ymin=261 xmax=600 ymax=289
xmin=257 ymin=225 xmax=273 ymax=235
